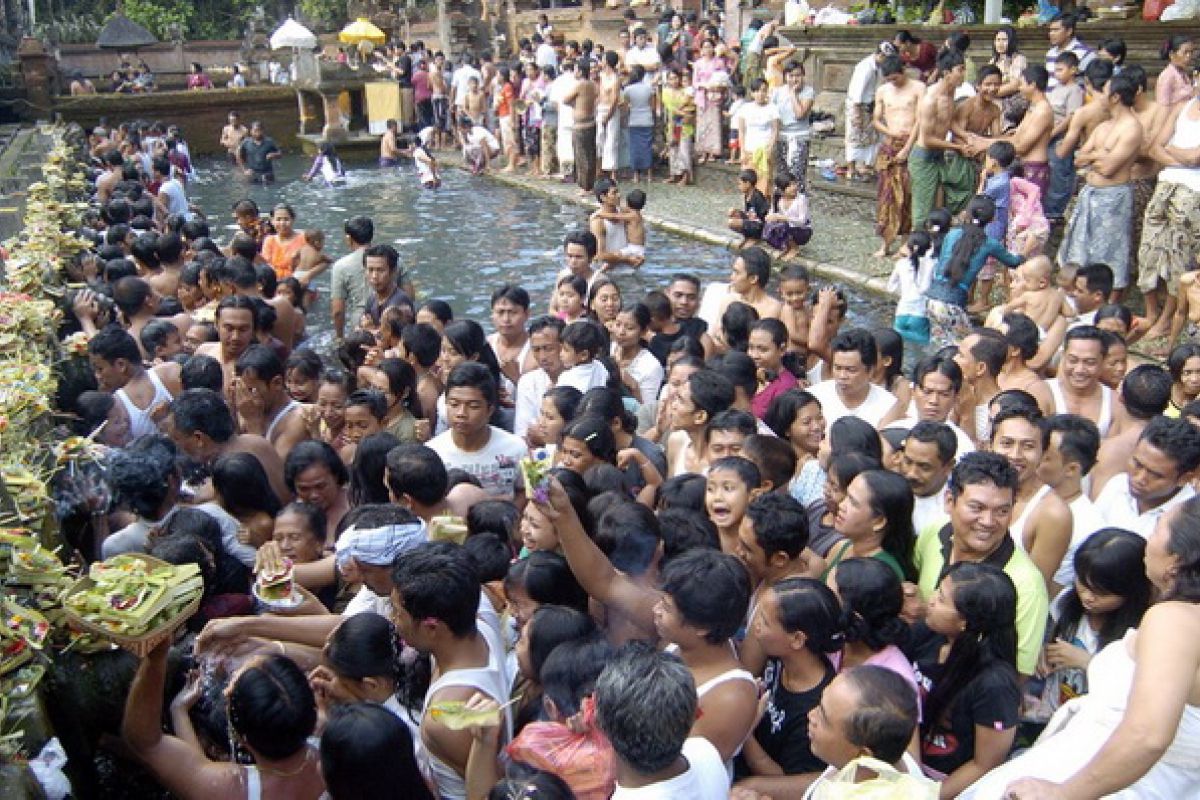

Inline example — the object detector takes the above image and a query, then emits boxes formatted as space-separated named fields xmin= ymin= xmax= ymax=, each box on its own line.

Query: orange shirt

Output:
xmin=261 ymin=234 xmax=305 ymax=279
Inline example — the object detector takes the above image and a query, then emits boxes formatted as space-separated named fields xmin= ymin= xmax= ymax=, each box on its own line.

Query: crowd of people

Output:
xmin=52 ymin=10 xmax=1200 ymax=800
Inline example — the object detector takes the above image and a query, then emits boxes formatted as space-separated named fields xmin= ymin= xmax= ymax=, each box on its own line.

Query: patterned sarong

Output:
xmin=1058 ymin=183 xmax=1134 ymax=288
xmin=875 ymin=136 xmax=912 ymax=243
xmin=1138 ymin=180 xmax=1200 ymax=295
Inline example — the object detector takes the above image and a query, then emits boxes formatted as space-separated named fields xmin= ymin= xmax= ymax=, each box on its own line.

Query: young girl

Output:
xmin=417 ymin=299 xmax=452 ymax=332
xmin=741 ymin=577 xmax=844 ymax=785
xmin=1034 ymin=528 xmax=1151 ymax=720
xmin=748 ymin=318 xmax=797 ymax=419
xmin=926 ymin=195 xmax=1023 ymax=348
xmin=764 ymin=388 xmax=826 ymax=509
xmin=531 ymin=386 xmax=583 ymax=452
xmin=820 ymin=469 xmax=916 ymax=583
xmin=504 ymin=550 xmax=589 ymax=630
xmin=611 ymin=303 xmax=664 ymax=405
xmin=725 ymin=84 xmax=747 ymax=165
xmin=916 ymin=562 xmax=1021 ymax=796
xmin=872 ymin=328 xmax=911 ymax=412
xmin=367 ymin=358 xmax=425 ymax=443
xmin=553 ymin=274 xmax=588 ymax=324
xmin=705 ymin=455 xmax=762 ymax=555
xmin=762 ymin=172 xmax=812 ymax=257
xmin=1007 ymin=169 xmax=1050 ymax=257
xmin=1167 ymin=342 xmax=1200 ymax=417
xmin=285 ymin=349 xmax=323 ymax=403
xmin=557 ymin=320 xmax=610 ymax=393
xmin=413 ymin=128 xmax=441 ymax=189
xmin=339 ymin=389 xmax=386 ymax=464
xmin=557 ymin=415 xmax=618 ymax=479
xmin=888 ymin=230 xmax=935 ymax=346
xmin=261 ymin=203 xmax=305 ymax=280
xmin=303 ymin=142 xmax=346 ymax=185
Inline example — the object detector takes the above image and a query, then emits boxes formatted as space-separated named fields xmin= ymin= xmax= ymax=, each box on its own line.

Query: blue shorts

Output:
xmin=894 ymin=315 xmax=930 ymax=345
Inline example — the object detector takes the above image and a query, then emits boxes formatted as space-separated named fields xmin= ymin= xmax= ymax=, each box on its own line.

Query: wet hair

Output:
xmin=171 ymin=388 xmax=234 ymax=442
xmin=541 ymin=385 xmax=584 ymax=425
xmin=139 ymin=319 xmax=178 ymax=358
xmin=830 ymin=328 xmax=878 ymax=370
xmin=400 ymin=323 xmax=442 ymax=369
xmin=770 ymin=577 xmax=846 ymax=654
xmin=526 ymin=605 xmax=597 ymax=680
xmin=740 ymin=247 xmax=772 ymax=289
xmin=578 ymin=387 xmax=636 ymax=435
xmin=419 ymin=299 xmax=453 ymax=326
xmin=443 ymin=319 xmax=504 ymax=387
xmin=659 ymin=550 xmax=751 ymax=644
xmin=965 ymin=328 xmax=1008 ymax=378
xmin=541 ymin=636 xmax=614 ymax=719
xmin=561 ymin=415 xmax=617 ymax=464
xmin=234 ymin=343 xmax=284 ymax=385
xmin=745 ymin=492 xmax=808 ymax=559
xmin=1100 ymin=37 xmax=1126 ymax=64
xmin=391 ymin=542 xmax=481 ymax=637
xmin=1076 ymin=263 xmax=1115 ymax=299
xmin=1170 ymin=342 xmax=1200 ymax=384
xmin=1084 ymin=58 xmax=1115 ymax=91
xmin=563 ymin=228 xmax=598 ymax=260
xmin=212 ymin=452 xmax=282 ymax=518
xmin=346 ymin=389 xmax=387 ymax=422
xmin=350 ymin=432 xmax=403 ymax=506
xmin=841 ymin=666 xmax=920 ymax=764
xmin=88 ymin=324 xmax=143 ymax=366
xmin=1053 ymin=528 xmax=1151 ymax=649
xmin=1022 ymin=63 xmax=1049 ymax=92
xmin=830 ymin=416 xmax=884 ymax=462
xmin=874 ymin=328 xmax=905 ymax=388
xmin=1140 ymin=416 xmax=1200 ymax=477
xmin=742 ymin=435 xmax=797 ymax=493
xmin=284 ymin=440 xmax=349 ymax=493
xmin=657 ymin=473 xmax=707 ymax=512
xmin=385 ymin=444 xmax=449 ymax=507
xmin=710 ymin=350 xmax=758 ymax=399
xmin=320 ymin=703 xmax=432 ymax=800
xmin=706 ymin=408 xmax=757 ymax=442
xmin=226 ymin=655 xmax=317 ymax=761
xmin=1120 ymin=364 xmax=1171 ymax=420
xmin=834 ymin=557 xmax=909 ymax=650
xmin=504 ymin=551 xmax=589 ymax=614
xmin=462 ymin=532 xmax=512 ymax=583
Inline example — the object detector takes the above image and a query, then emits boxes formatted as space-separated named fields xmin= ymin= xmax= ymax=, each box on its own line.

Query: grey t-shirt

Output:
xmin=772 ymin=85 xmax=814 ymax=137
xmin=623 ymin=81 xmax=656 ymax=128
xmin=330 ymin=248 xmax=368 ymax=334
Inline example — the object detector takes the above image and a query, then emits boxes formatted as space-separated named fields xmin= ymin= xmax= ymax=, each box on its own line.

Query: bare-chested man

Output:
xmin=196 ymin=295 xmax=258 ymax=397
xmin=219 ymin=111 xmax=248 ymax=164
xmin=871 ymin=54 xmax=923 ymax=257
xmin=1089 ymin=364 xmax=1171 ymax=502
xmin=1057 ymin=73 xmax=1144 ymax=298
xmin=564 ymin=59 xmax=599 ymax=194
xmin=429 ymin=54 xmax=451 ymax=149
xmin=597 ymin=51 xmax=623 ymax=182
xmin=718 ymin=246 xmax=782 ymax=323
xmin=908 ymin=50 xmax=974 ymax=228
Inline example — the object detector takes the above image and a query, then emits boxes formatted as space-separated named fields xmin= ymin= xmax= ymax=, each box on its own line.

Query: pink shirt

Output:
xmin=1157 ymin=64 xmax=1193 ymax=109
xmin=751 ymin=369 xmax=798 ymax=419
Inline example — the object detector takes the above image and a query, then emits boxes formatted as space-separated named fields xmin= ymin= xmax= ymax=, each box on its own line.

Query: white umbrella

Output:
xmin=270 ymin=17 xmax=317 ymax=50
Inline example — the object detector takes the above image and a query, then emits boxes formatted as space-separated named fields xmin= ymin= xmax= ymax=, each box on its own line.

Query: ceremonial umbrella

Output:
xmin=338 ymin=18 xmax=386 ymax=46
xmin=270 ymin=17 xmax=318 ymax=50
xmin=96 ymin=12 xmax=157 ymax=51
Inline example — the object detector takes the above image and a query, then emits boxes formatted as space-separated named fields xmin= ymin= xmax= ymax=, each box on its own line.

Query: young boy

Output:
xmin=725 ymin=84 xmax=747 ymax=165
xmin=1169 ymin=268 xmax=1200 ymax=352
xmin=778 ymin=264 xmax=811 ymax=354
xmin=295 ymin=229 xmax=331 ymax=301
xmin=1045 ymin=52 xmax=1085 ymax=222
xmin=973 ymin=141 xmax=1017 ymax=312
xmin=727 ymin=169 xmax=770 ymax=243
xmin=666 ymin=369 xmax=735 ymax=477
xmin=704 ymin=455 xmax=763 ymax=556
xmin=591 ymin=188 xmax=647 ymax=265
xmin=557 ymin=320 xmax=610 ymax=393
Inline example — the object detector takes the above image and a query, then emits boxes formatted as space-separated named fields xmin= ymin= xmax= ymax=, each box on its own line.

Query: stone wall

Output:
xmin=52 ymin=86 xmax=302 ymax=154
xmin=57 ymin=41 xmax=247 ymax=82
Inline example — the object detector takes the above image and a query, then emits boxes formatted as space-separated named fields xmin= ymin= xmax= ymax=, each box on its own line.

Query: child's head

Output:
xmin=986 ymin=140 xmax=1016 ymax=172
xmin=537 ymin=386 xmax=583 ymax=445
xmin=1063 ymin=528 xmax=1152 ymax=645
xmin=1014 ymin=255 xmax=1052 ymax=294
xmin=923 ymin=208 xmax=953 ymax=238
xmin=278 ymin=277 xmax=305 ymax=311
xmin=906 ymin=230 xmax=932 ymax=260
xmin=285 ymin=349 xmax=323 ymax=403
xmin=704 ymin=409 xmax=757 ymax=463
xmin=965 ymin=194 xmax=998 ymax=227
xmin=704 ymin=455 xmax=762 ymax=531
xmin=558 ymin=414 xmax=617 ymax=475
xmin=748 ymin=318 xmax=788 ymax=372
xmin=1053 ymin=50 xmax=1080 ymax=86
xmin=738 ymin=169 xmax=758 ymax=191
xmin=416 ymin=299 xmax=452 ymax=333
xmin=560 ymin=319 xmax=606 ymax=368
xmin=303 ymin=229 xmax=325 ymax=250
xmin=343 ymin=389 xmax=386 ymax=443
xmin=773 ymin=172 xmax=797 ymax=199
xmin=378 ymin=306 xmax=407 ymax=350
xmin=1099 ymin=330 xmax=1128 ymax=390
xmin=625 ymin=188 xmax=646 ymax=211
xmin=555 ymin=274 xmax=587 ymax=318
xmin=778 ymin=264 xmax=811 ymax=310
xmin=517 ymin=605 xmax=597 ymax=687
xmin=504 ymin=551 xmax=589 ymax=630
xmin=466 ymin=500 xmax=520 ymax=545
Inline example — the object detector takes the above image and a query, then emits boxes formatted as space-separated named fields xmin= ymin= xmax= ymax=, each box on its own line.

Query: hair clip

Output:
xmin=584 ymin=432 xmax=598 ymax=442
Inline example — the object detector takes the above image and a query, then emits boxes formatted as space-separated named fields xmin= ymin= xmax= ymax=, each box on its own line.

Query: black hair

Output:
xmin=462 ymin=531 xmax=512 ymax=584
xmin=88 ymin=324 xmax=143 ymax=365
xmin=657 ymin=507 xmax=720 ymax=563
xmin=561 ymin=319 xmax=608 ymax=362
xmin=944 ymin=196 xmax=998 ymax=286
xmin=320 ymin=703 xmax=432 ymax=800
xmin=657 ymin=473 xmax=707 ymax=512
xmin=171 ymin=388 xmax=234 ymax=442
xmin=659 ymin=550 xmax=751 ymax=644
xmin=830 ymin=328 xmax=878 ymax=370
xmin=1140 ymin=416 xmax=1200 ymax=476
xmin=858 ymin=470 xmax=918 ymax=581
xmin=1053 ymin=528 xmax=1151 ymax=649
xmin=466 ymin=499 xmax=520 ymax=542
xmin=385 ymin=444 xmax=449 ymax=507
xmin=443 ymin=320 xmax=504 ymax=387
xmin=561 ymin=414 xmax=618 ymax=464
xmin=213 ymin=452 xmax=282 ymax=518
xmin=1022 ymin=63 xmax=1049 ymax=92
xmin=226 ymin=655 xmax=317 ymax=761
xmin=770 ymin=577 xmax=846 ymax=654
xmin=687 ymin=369 xmax=735 ymax=420
xmin=419 ymin=299 xmax=453 ymax=325
xmin=400 ymin=323 xmax=442 ymax=369
xmin=833 ymin=557 xmax=909 ymax=651
xmin=906 ymin=421 xmax=957 ymax=466
xmin=948 ymin=450 xmax=1018 ymax=500
xmin=1084 ymin=58 xmax=1115 ymax=91
xmin=708 ymin=455 xmax=762 ymax=491
xmin=1161 ymin=34 xmax=1194 ymax=61
xmin=181 ymin=353 xmax=223 ymax=393
xmin=1100 ymin=37 xmax=1126 ymax=64
xmin=745 ymin=492 xmax=808 ymax=559
xmin=284 ymin=439 xmax=349 ymax=493
xmin=285 ymin=349 xmax=323 ymax=382
xmin=1000 ymin=313 xmax=1041 ymax=362
xmin=764 ymin=388 xmax=823 ymax=442
xmin=563 ymin=228 xmax=598 ymax=260
xmin=1120 ymin=364 xmax=1171 ymax=420
xmin=578 ymin=387 xmax=637 ymax=435
xmin=109 ymin=434 xmax=178 ymax=519
xmin=526 ymin=605 xmax=597 ymax=680
xmin=350 ymin=432 xmax=403 ymax=506
xmin=540 ymin=636 xmax=613 ymax=719
xmin=445 ymin=361 xmax=498 ymax=409
xmin=346 ymin=389 xmax=387 ymax=421
xmin=234 ymin=343 xmax=284 ymax=384
xmin=830 ymin=416 xmax=884 ymax=462
xmin=376 ymin=358 xmax=423 ymax=418
xmin=504 ymin=551 xmax=589 ymax=614
xmin=1076 ymin=263 xmax=1115 ymax=298
xmin=710 ymin=350 xmax=759 ymax=398
xmin=391 ymin=542 xmax=480 ymax=637
xmin=1169 ymin=342 xmax=1200 ymax=382
xmin=742 ymin=435 xmax=798 ymax=492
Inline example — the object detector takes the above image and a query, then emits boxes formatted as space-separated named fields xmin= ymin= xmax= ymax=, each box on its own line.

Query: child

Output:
xmin=778 ymin=264 xmax=811 ymax=353
xmin=992 ymin=256 xmax=1071 ymax=336
xmin=295 ymin=229 xmax=331 ymax=291
xmin=727 ymin=168 xmax=770 ymax=243
xmin=1168 ymin=266 xmax=1200 ymax=352
xmin=1166 ymin=342 xmax=1200 ymax=417
xmin=748 ymin=318 xmax=798 ymax=419
xmin=924 ymin=208 xmax=953 ymax=256
xmin=413 ymin=128 xmax=441 ymax=189
xmin=1032 ymin=529 xmax=1151 ymax=721
xmin=973 ymin=141 xmax=1017 ymax=312
xmin=557 ymin=415 xmax=618 ymax=478
xmin=302 ymin=142 xmax=346 ymax=185
xmin=1007 ymin=170 xmax=1051 ymax=257
xmin=591 ymin=189 xmax=647 ymax=265
xmin=887 ymin=230 xmax=935 ymax=345
xmin=1099 ymin=330 xmax=1128 ymax=391
xmin=338 ymin=388 xmax=385 ymax=465
xmin=557 ymin=320 xmax=610 ymax=393
xmin=762 ymin=172 xmax=812 ymax=257
xmin=553 ymin=274 xmax=588 ymax=323
xmin=704 ymin=455 xmax=762 ymax=555
xmin=1045 ymin=52 xmax=1085 ymax=222
xmin=725 ymin=84 xmax=747 ymax=164
xmin=277 ymin=277 xmax=308 ymax=335
xmin=366 ymin=358 xmax=425 ymax=443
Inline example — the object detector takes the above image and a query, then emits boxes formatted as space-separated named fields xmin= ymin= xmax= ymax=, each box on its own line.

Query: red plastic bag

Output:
xmin=505 ymin=706 xmax=616 ymax=800
xmin=1144 ymin=0 xmax=1174 ymax=19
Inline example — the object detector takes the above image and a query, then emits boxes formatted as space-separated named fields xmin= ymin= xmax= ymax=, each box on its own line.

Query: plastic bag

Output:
xmin=1162 ymin=0 xmax=1198 ymax=19
xmin=811 ymin=755 xmax=939 ymax=800
xmin=785 ymin=0 xmax=811 ymax=25
xmin=506 ymin=719 xmax=616 ymax=800
xmin=28 ymin=737 xmax=72 ymax=800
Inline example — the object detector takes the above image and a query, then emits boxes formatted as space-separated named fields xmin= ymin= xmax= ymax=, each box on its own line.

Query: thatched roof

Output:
xmin=96 ymin=13 xmax=157 ymax=50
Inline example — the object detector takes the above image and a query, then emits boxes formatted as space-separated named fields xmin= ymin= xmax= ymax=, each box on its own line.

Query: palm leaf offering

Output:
xmin=427 ymin=695 xmax=520 ymax=730
xmin=64 ymin=555 xmax=203 ymax=639
xmin=428 ymin=515 xmax=468 ymax=545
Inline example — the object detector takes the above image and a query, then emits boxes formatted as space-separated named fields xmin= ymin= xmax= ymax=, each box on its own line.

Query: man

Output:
xmin=722 ymin=247 xmax=782 ymax=321
xmin=871 ymin=54 xmax=923 ymax=258
xmin=594 ymin=643 xmax=729 ymax=799
xmin=399 ymin=322 xmax=444 ymax=433
xmin=449 ymin=54 xmax=482 ymax=117
xmin=625 ymin=27 xmax=661 ymax=81
xmin=379 ymin=119 xmax=403 ymax=167
xmin=232 ymin=344 xmax=306 ymax=460
xmin=1038 ymin=414 xmax=1104 ymax=591
xmin=596 ymin=51 xmax=623 ymax=183
xmin=808 ymin=328 xmax=902 ymax=430
xmin=666 ymin=370 xmax=735 ymax=477
xmin=386 ymin=444 xmax=489 ymax=522
xmin=1126 ymin=64 xmax=1171 ymax=336
xmin=845 ymin=43 xmax=891 ymax=182
xmin=426 ymin=363 xmax=526 ymax=501
xmin=152 ymin=157 xmax=188 ymax=220
xmin=590 ymin=178 xmax=644 ymax=269
xmin=909 ymin=50 xmax=975 ymax=228
xmin=912 ymin=451 xmax=1048 ymax=677
xmin=1010 ymin=67 xmax=1055 ymax=197
xmin=953 ymin=327 xmax=1008 ymax=444
xmin=735 ymin=492 xmax=811 ymax=595
xmin=486 ymin=284 xmax=533 ymax=388
xmin=557 ymin=228 xmax=597 ymax=294
xmin=1058 ymin=74 xmax=1144 ymax=297
xmin=515 ymin=316 xmax=565 ymax=442
xmin=549 ymin=58 xmax=578 ymax=180
xmin=902 ymin=421 xmax=957 ymax=535
xmin=362 ymin=244 xmax=414 ymax=330
xmin=953 ymin=65 xmax=1003 ymax=152
xmin=330 ymin=216 xmax=373 ymax=341
xmin=168 ymin=387 xmax=289 ymax=503
xmin=564 ymin=58 xmax=599 ymax=194
xmin=227 ymin=258 xmax=296 ymax=353
xmin=235 ymin=121 xmax=281 ymax=183
xmin=1044 ymin=11 xmax=1094 ymax=88
xmin=219 ymin=111 xmax=247 ymax=164
xmin=885 ymin=354 xmax=975 ymax=457
xmin=1046 ymin=326 xmax=1114 ymax=437
xmin=1068 ymin=263 xmax=1114 ymax=328
xmin=429 ymin=53 xmax=451 ymax=150
xmin=96 ymin=150 xmax=124 ymax=203
xmin=806 ymin=667 xmax=931 ymax=795
xmin=1092 ymin=416 xmax=1200 ymax=538
xmin=1089 ymin=365 xmax=1172 ymax=500
xmin=990 ymin=406 xmax=1073 ymax=590
xmin=88 ymin=326 xmax=182 ymax=440
xmin=196 ymin=295 xmax=258 ymax=393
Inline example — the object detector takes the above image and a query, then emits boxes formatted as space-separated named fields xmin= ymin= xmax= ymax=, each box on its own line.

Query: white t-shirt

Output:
xmin=557 ymin=360 xmax=610 ymax=394
xmin=808 ymin=380 xmax=898 ymax=432
xmin=535 ymin=43 xmax=558 ymax=69
xmin=467 ymin=126 xmax=500 ymax=151
xmin=427 ymin=426 xmax=527 ymax=499
xmin=739 ymin=101 xmax=781 ymax=152
xmin=618 ymin=347 xmax=665 ymax=407
xmin=451 ymin=65 xmax=482 ymax=107
xmin=1092 ymin=474 xmax=1196 ymax=540
xmin=158 ymin=178 xmax=189 ymax=217
xmin=1054 ymin=493 xmax=1104 ymax=588
xmin=611 ymin=737 xmax=730 ymax=800
xmin=514 ymin=368 xmax=552 ymax=438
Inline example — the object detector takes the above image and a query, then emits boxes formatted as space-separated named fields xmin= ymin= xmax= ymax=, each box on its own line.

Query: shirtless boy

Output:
xmin=871 ymin=55 xmax=923 ymax=258
xmin=778 ymin=265 xmax=811 ymax=354
xmin=720 ymin=246 xmax=782 ymax=321
xmin=219 ymin=112 xmax=248 ymax=163
xmin=954 ymin=64 xmax=1003 ymax=156
xmin=564 ymin=59 xmax=599 ymax=194
xmin=1168 ymin=269 xmax=1200 ymax=351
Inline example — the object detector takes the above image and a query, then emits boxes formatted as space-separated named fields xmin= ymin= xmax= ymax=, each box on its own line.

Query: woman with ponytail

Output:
xmin=925 ymin=195 xmax=1023 ymax=348
xmin=829 ymin=557 xmax=918 ymax=703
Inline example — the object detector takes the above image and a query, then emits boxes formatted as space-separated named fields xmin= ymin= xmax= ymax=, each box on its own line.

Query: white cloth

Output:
xmin=1047 ymin=379 xmax=1113 ymax=437
xmin=342 ymin=584 xmax=393 ymax=617
xmin=551 ymin=75 xmax=576 ymax=166
xmin=846 ymin=54 xmax=880 ymax=104
xmin=1054 ymin=493 xmax=1104 ymax=588
xmin=913 ymin=485 xmax=950 ymax=537
xmin=557 ymin=360 xmax=610 ymax=394
xmin=888 ymin=254 xmax=935 ymax=319
xmin=1010 ymin=483 xmax=1054 ymax=551
xmin=334 ymin=520 xmax=426 ymax=571
xmin=427 ymin=425 xmax=527 ymax=499
xmin=535 ymin=42 xmax=558 ymax=69
xmin=621 ymin=347 xmax=665 ymax=406
xmin=961 ymin=631 xmax=1200 ymax=799
xmin=158 ymin=178 xmax=189 ymax=217
xmin=451 ymin=65 xmax=482 ymax=107
xmin=611 ymin=737 xmax=731 ymax=800
xmin=1159 ymin=99 xmax=1200 ymax=193
xmin=115 ymin=369 xmax=174 ymax=440
xmin=808 ymin=380 xmax=898 ymax=432
xmin=598 ymin=105 xmax=621 ymax=170
xmin=513 ymin=368 xmax=552 ymax=438
xmin=1092 ymin=474 xmax=1197 ymax=540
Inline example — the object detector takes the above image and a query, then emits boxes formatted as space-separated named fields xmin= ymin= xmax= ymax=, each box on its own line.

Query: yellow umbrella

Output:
xmin=338 ymin=17 xmax=386 ymax=46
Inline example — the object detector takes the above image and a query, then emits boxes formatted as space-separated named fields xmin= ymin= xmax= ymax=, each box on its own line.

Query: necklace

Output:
xmin=256 ymin=747 xmax=314 ymax=778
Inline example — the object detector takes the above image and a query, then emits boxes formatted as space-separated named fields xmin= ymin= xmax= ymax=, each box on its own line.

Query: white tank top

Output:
xmin=603 ymin=218 xmax=629 ymax=253
xmin=264 ymin=398 xmax=300 ymax=442
xmin=116 ymin=369 xmax=174 ymax=440
xmin=1161 ymin=99 xmax=1200 ymax=192
xmin=1048 ymin=379 xmax=1112 ymax=437
xmin=1010 ymin=483 xmax=1053 ymax=551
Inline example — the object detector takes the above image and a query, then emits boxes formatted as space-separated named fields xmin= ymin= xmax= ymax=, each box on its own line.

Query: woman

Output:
xmin=966 ymin=499 xmax=1200 ymax=799
xmin=124 ymin=647 xmax=323 ymax=799
xmin=187 ymin=62 xmax=213 ymax=90
xmin=284 ymin=440 xmax=351 ymax=547
xmin=820 ymin=469 xmax=917 ymax=582
xmin=212 ymin=452 xmax=282 ymax=549
xmin=764 ymin=388 xmax=825 ymax=509
xmin=828 ymin=557 xmax=918 ymax=698
xmin=623 ymin=65 xmax=657 ymax=183
xmin=437 ymin=319 xmax=511 ymax=432
xmin=261 ymin=204 xmax=305 ymax=280
xmin=661 ymin=68 xmax=696 ymax=185
xmin=272 ymin=501 xmax=338 ymax=609
xmin=577 ymin=387 xmax=667 ymax=495
xmin=321 ymin=704 xmax=433 ymax=800
xmin=989 ymin=27 xmax=1028 ymax=130
xmin=587 ymin=276 xmax=622 ymax=333
xmin=349 ymin=432 xmax=402 ymax=507
xmin=692 ymin=40 xmax=727 ymax=163
xmin=1157 ymin=36 xmax=1196 ymax=110
xmin=610 ymin=303 xmax=664 ymax=405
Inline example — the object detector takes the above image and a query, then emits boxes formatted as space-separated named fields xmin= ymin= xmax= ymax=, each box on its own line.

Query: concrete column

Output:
xmin=320 ymin=91 xmax=348 ymax=141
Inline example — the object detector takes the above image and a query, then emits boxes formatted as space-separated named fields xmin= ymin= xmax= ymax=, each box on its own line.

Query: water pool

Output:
xmin=186 ymin=156 xmax=889 ymax=345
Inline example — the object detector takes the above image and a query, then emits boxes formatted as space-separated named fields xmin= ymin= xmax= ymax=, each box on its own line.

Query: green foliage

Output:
xmin=298 ymin=0 xmax=349 ymax=32
xmin=121 ymin=0 xmax=194 ymax=40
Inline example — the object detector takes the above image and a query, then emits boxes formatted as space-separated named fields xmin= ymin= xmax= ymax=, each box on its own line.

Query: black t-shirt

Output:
xmin=364 ymin=284 xmax=414 ymax=325
xmin=648 ymin=317 xmax=708 ymax=365
xmin=239 ymin=137 xmax=279 ymax=175
xmin=915 ymin=631 xmax=1021 ymax=776
xmin=397 ymin=54 xmax=413 ymax=88
xmin=745 ymin=189 xmax=770 ymax=220
xmin=745 ymin=657 xmax=835 ymax=775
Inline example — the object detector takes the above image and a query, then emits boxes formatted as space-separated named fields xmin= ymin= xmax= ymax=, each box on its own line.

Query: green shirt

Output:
xmin=821 ymin=540 xmax=906 ymax=583
xmin=914 ymin=523 xmax=1049 ymax=676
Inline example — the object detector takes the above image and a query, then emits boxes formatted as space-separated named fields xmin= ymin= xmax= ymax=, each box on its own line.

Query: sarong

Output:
xmin=1024 ymin=161 xmax=1050 ymax=200
xmin=629 ymin=125 xmax=654 ymax=171
xmin=927 ymin=298 xmax=973 ymax=350
xmin=670 ymin=135 xmax=694 ymax=177
xmin=1058 ymin=183 xmax=1134 ymax=289
xmin=845 ymin=100 xmax=878 ymax=165
xmin=523 ymin=122 xmax=541 ymax=159
xmin=432 ymin=97 xmax=450 ymax=132
xmin=697 ymin=102 xmax=723 ymax=158
xmin=597 ymin=106 xmax=620 ymax=171
xmin=764 ymin=221 xmax=812 ymax=250
xmin=875 ymin=136 xmax=912 ymax=243
xmin=777 ymin=134 xmax=811 ymax=194
xmin=1130 ymin=175 xmax=1156 ymax=280
xmin=1137 ymin=180 xmax=1200 ymax=295
xmin=557 ymin=122 xmax=574 ymax=171
xmin=541 ymin=123 xmax=558 ymax=175
xmin=574 ymin=121 xmax=598 ymax=191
